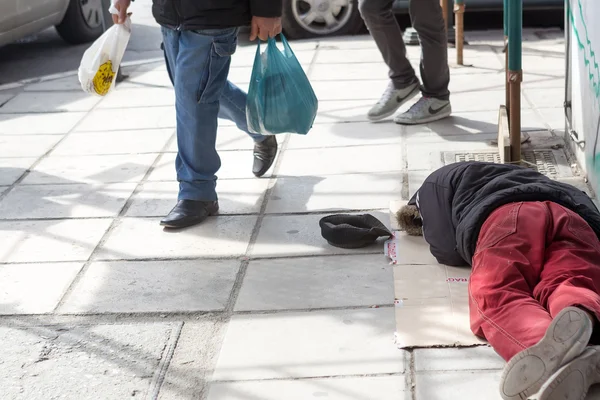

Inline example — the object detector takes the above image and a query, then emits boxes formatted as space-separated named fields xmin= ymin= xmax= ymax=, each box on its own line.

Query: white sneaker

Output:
xmin=535 ymin=346 xmax=600 ymax=400
xmin=393 ymin=96 xmax=451 ymax=125
xmin=499 ymin=307 xmax=593 ymax=400
xmin=367 ymin=82 xmax=420 ymax=122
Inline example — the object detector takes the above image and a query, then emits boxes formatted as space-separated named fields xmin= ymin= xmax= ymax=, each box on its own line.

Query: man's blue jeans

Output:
xmin=161 ymin=26 xmax=265 ymax=201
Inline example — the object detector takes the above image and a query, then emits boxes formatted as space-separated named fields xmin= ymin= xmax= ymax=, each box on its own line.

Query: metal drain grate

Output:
xmin=444 ymin=150 xmax=560 ymax=178
xmin=454 ymin=152 xmax=501 ymax=163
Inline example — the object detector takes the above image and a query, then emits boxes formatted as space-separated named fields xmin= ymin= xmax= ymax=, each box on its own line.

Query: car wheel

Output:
xmin=282 ymin=0 xmax=365 ymax=39
xmin=56 ymin=0 xmax=112 ymax=44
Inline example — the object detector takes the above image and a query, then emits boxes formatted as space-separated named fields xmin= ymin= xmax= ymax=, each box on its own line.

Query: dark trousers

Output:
xmin=358 ymin=0 xmax=450 ymax=100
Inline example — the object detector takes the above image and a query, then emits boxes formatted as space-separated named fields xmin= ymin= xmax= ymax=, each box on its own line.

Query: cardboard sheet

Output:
xmin=389 ymin=201 xmax=485 ymax=348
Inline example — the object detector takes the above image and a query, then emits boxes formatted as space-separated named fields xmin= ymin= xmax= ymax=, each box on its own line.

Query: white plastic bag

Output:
xmin=78 ymin=15 xmax=131 ymax=96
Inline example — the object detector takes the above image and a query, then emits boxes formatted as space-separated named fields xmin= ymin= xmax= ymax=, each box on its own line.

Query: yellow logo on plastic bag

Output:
xmin=93 ymin=60 xmax=115 ymax=96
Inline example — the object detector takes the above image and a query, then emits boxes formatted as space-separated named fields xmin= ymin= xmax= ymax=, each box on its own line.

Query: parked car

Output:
xmin=0 ymin=0 xmax=112 ymax=48
xmin=281 ymin=0 xmax=564 ymax=39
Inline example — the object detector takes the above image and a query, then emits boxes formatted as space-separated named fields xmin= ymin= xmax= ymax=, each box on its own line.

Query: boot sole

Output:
xmin=394 ymin=107 xmax=452 ymax=125
xmin=367 ymin=86 xmax=420 ymax=122
xmin=500 ymin=307 xmax=593 ymax=400
xmin=536 ymin=347 xmax=600 ymax=400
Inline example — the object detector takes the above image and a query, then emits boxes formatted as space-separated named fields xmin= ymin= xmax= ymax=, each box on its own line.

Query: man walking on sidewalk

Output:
xmin=396 ymin=161 xmax=600 ymax=400
xmin=359 ymin=0 xmax=451 ymax=124
xmin=112 ymin=0 xmax=282 ymax=229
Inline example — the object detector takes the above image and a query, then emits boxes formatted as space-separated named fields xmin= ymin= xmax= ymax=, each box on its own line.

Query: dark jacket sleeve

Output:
xmin=250 ymin=0 xmax=283 ymax=17
xmin=416 ymin=183 xmax=469 ymax=267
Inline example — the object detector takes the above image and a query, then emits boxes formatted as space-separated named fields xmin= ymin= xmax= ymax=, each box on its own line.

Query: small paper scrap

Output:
xmin=384 ymin=234 xmax=399 ymax=264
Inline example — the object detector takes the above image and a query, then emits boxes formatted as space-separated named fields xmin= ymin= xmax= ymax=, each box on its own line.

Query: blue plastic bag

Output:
xmin=246 ymin=34 xmax=318 ymax=135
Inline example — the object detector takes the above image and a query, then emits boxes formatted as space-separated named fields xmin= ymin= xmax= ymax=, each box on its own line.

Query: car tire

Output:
xmin=282 ymin=0 xmax=365 ymax=39
xmin=56 ymin=0 xmax=112 ymax=44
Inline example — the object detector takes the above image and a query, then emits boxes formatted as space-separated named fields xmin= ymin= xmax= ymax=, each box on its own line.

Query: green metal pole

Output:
xmin=507 ymin=0 xmax=522 ymax=72
xmin=503 ymin=0 xmax=508 ymax=38
xmin=507 ymin=0 xmax=523 ymax=162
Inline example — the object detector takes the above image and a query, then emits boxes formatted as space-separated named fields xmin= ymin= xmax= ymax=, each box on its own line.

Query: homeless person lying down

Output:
xmin=396 ymin=161 xmax=600 ymax=400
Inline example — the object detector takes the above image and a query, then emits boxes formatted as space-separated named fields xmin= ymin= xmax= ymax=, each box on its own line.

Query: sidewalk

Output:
xmin=0 ymin=28 xmax=596 ymax=400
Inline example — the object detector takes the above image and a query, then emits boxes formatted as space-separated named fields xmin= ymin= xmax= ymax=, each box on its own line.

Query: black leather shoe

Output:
xmin=160 ymin=200 xmax=219 ymax=229
xmin=252 ymin=136 xmax=278 ymax=177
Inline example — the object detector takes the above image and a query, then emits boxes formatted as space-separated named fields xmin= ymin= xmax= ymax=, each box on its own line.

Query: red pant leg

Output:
xmin=469 ymin=202 xmax=553 ymax=361
xmin=534 ymin=202 xmax=600 ymax=320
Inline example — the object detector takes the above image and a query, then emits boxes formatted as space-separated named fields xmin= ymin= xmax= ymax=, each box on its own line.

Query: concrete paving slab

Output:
xmin=213 ymin=308 xmax=405 ymax=380
xmin=524 ymin=87 xmax=565 ymax=109
xmin=0 ymin=323 xmax=175 ymax=400
xmin=423 ymin=109 xmax=545 ymax=136
xmin=0 ymin=218 xmax=112 ymax=263
xmin=277 ymin=145 xmax=403 ymax=177
xmin=535 ymin=107 xmax=567 ymax=132
xmin=207 ymin=376 xmax=408 ymax=400
xmin=265 ymin=172 xmax=402 ymax=214
xmin=0 ymin=183 xmax=137 ymax=219
xmin=414 ymin=346 xmax=504 ymax=371
xmin=125 ymin=179 xmax=268 ymax=217
xmin=95 ymin=215 xmax=257 ymax=260
xmin=157 ymin=321 xmax=217 ymax=400
xmin=312 ymin=99 xmax=374 ymax=124
xmin=0 ymin=262 xmax=82 ymax=314
xmin=75 ymin=106 xmax=175 ymax=132
xmin=0 ymin=92 xmax=101 ymax=113
xmin=314 ymin=48 xmax=386 ymax=64
xmin=116 ymin=70 xmax=173 ymax=89
xmin=311 ymin=80 xmax=389 ymax=101
xmin=149 ymin=150 xmax=257 ymax=181
xmin=286 ymin=121 xmax=402 ymax=149
xmin=235 ymin=254 xmax=393 ymax=311
xmin=310 ymin=62 xmax=389 ymax=81
xmin=61 ymin=259 xmax=240 ymax=313
xmin=522 ymin=73 xmax=565 ymax=89
xmin=424 ymin=55 xmax=503 ymax=72
xmin=97 ymin=87 xmax=175 ymax=109
xmin=251 ymin=210 xmax=390 ymax=258
xmin=449 ymin=90 xmax=514 ymax=112
xmin=22 ymin=154 xmax=158 ymax=185
xmin=0 ymin=158 xmax=37 ymax=185
xmin=0 ymin=112 xmax=86 ymax=135
xmin=415 ymin=370 xmax=502 ymax=400
xmin=0 ymin=134 xmax=62 ymax=158
xmin=24 ymin=75 xmax=81 ymax=91
xmin=52 ymin=129 xmax=173 ymax=156
xmin=0 ymin=92 xmax=16 ymax=106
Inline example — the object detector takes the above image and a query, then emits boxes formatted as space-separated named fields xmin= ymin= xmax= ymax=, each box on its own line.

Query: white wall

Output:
xmin=568 ymin=0 xmax=600 ymax=197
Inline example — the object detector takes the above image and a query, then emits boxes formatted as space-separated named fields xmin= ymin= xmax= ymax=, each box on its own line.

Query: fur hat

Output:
xmin=395 ymin=205 xmax=423 ymax=236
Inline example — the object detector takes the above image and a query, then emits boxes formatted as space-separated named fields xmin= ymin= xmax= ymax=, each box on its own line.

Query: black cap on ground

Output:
xmin=319 ymin=214 xmax=393 ymax=249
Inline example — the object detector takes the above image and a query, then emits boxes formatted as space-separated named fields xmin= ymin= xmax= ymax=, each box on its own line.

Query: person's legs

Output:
xmin=529 ymin=202 xmax=600 ymax=400
xmin=535 ymin=202 xmax=600 ymax=319
xmin=219 ymin=81 xmax=278 ymax=177
xmin=358 ymin=0 xmax=420 ymax=121
xmin=409 ymin=0 xmax=450 ymax=101
xmin=162 ymin=39 xmax=277 ymax=180
xmin=159 ymin=27 xmax=238 ymax=228
xmin=393 ymin=0 xmax=451 ymax=125
xmin=470 ymin=202 xmax=554 ymax=360
xmin=468 ymin=202 xmax=593 ymax=400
